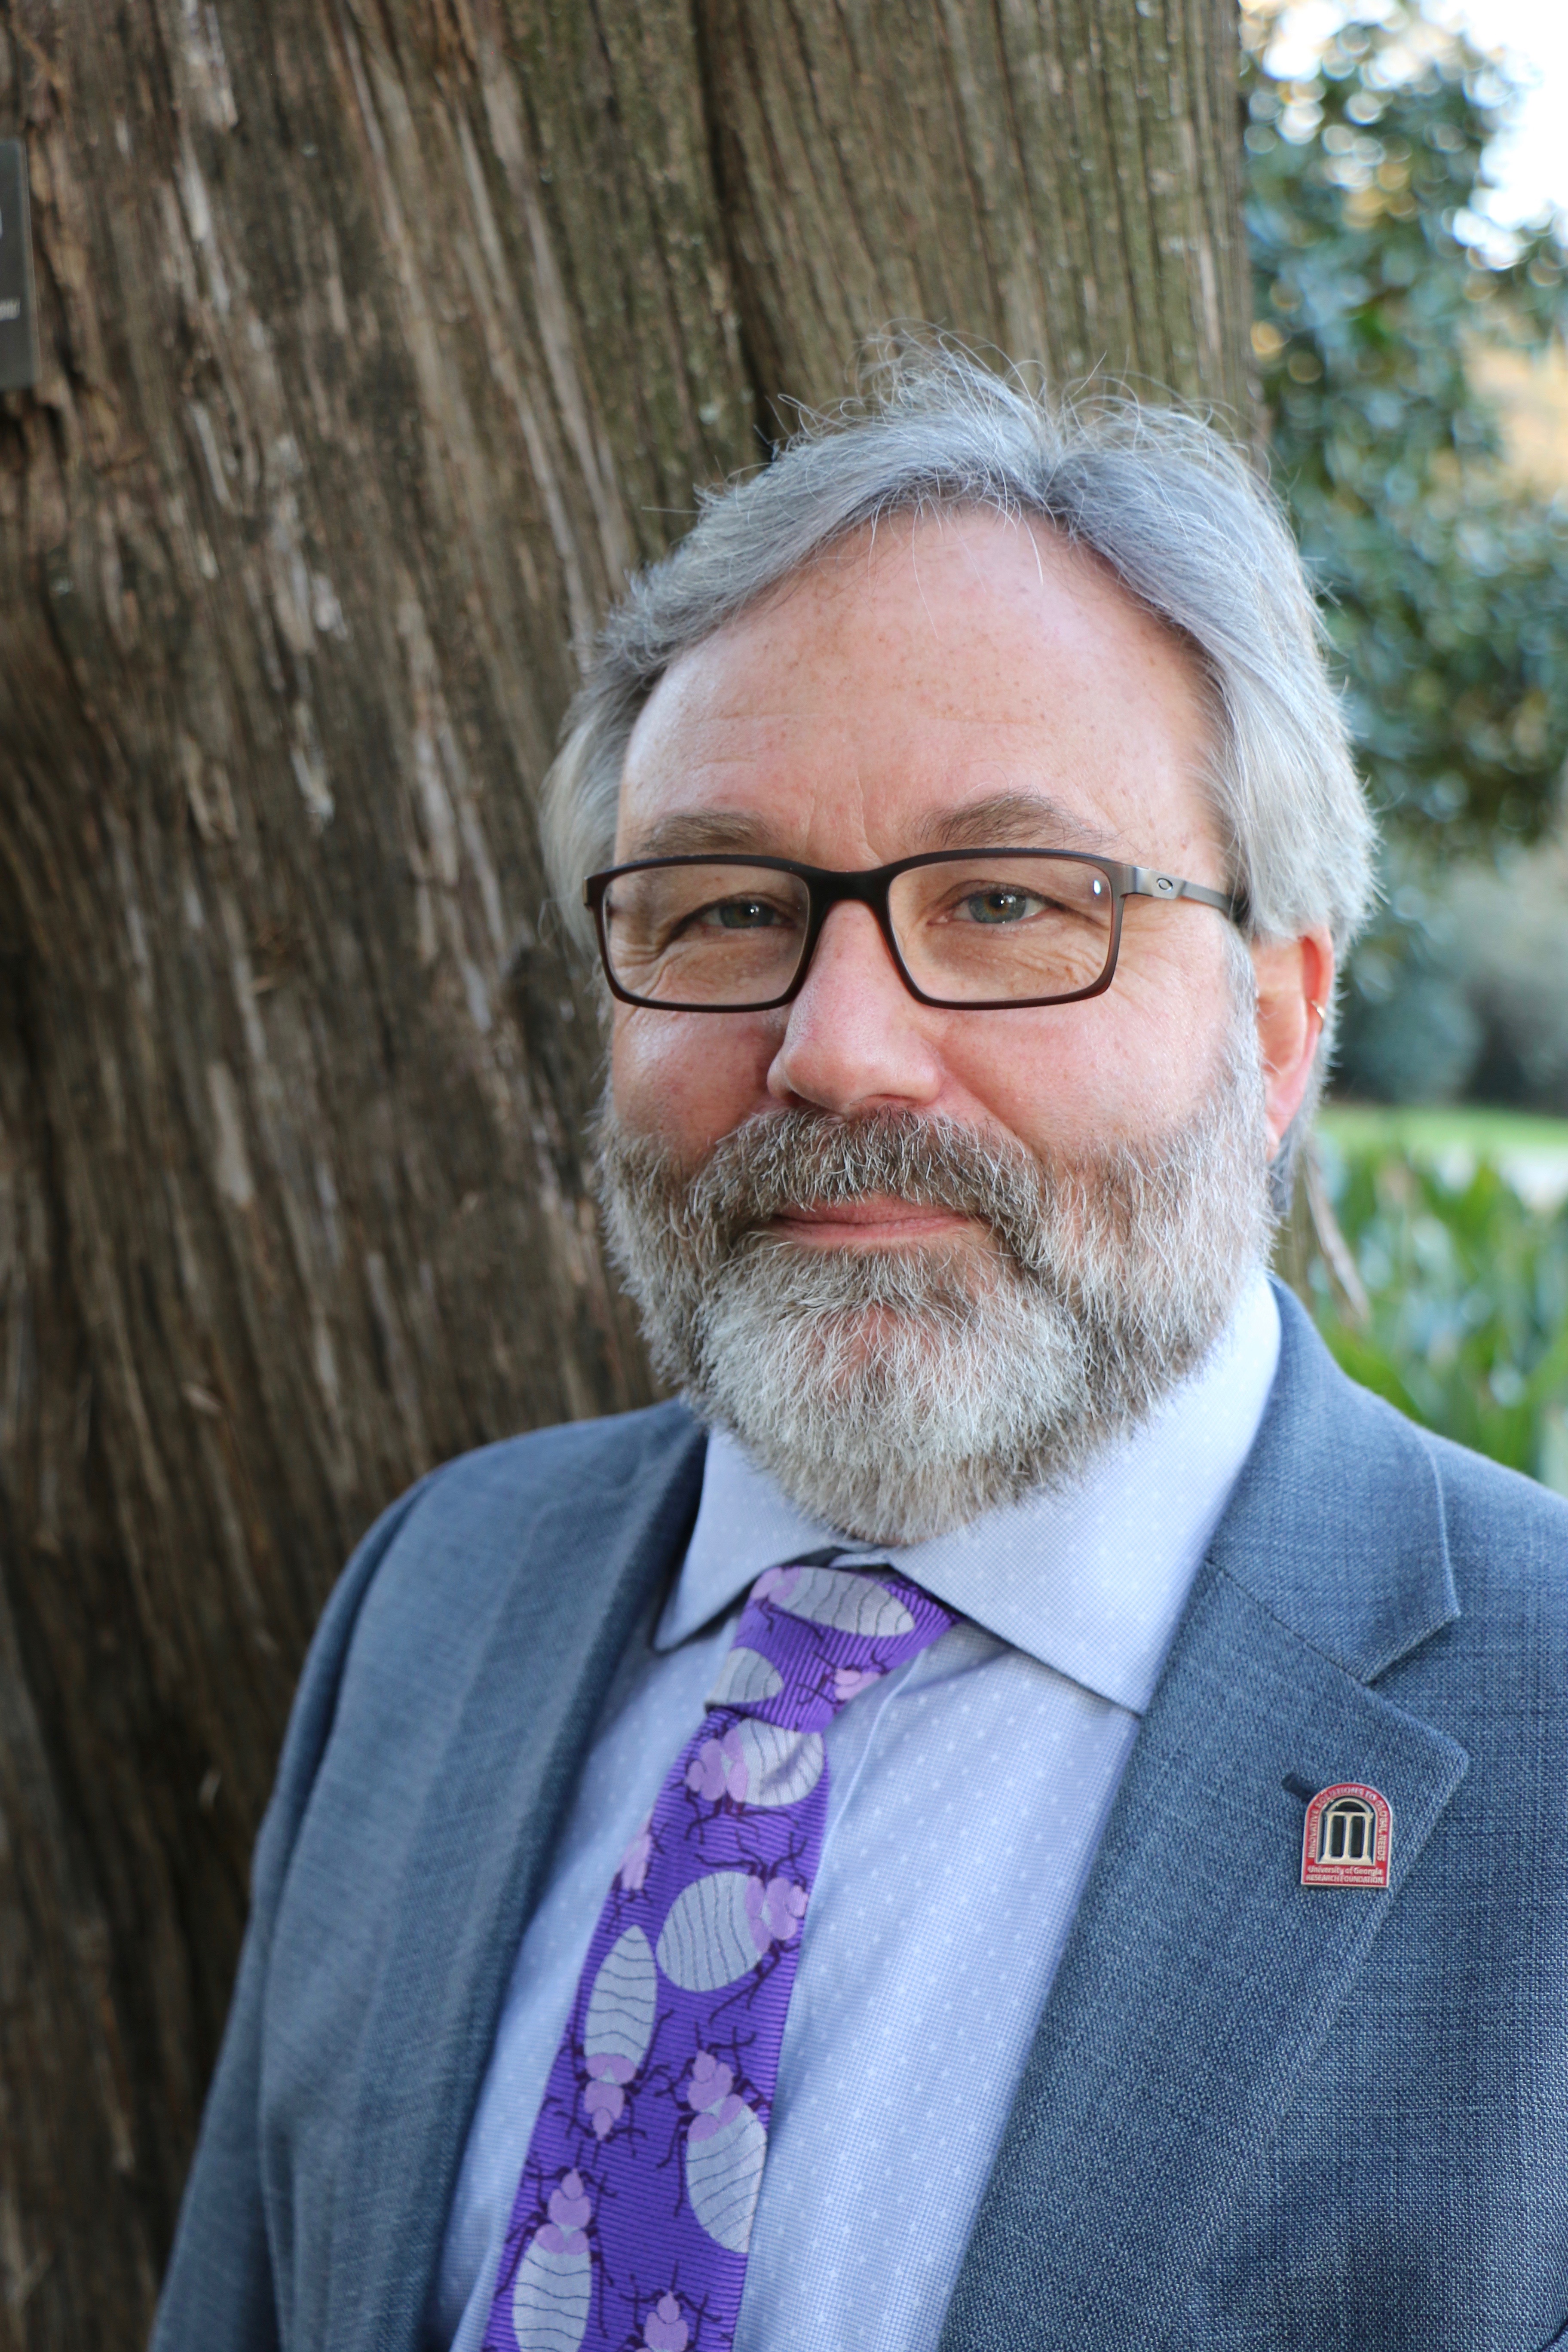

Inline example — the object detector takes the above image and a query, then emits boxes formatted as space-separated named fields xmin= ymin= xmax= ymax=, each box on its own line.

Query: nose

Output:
xmin=766 ymin=903 xmax=945 ymax=1115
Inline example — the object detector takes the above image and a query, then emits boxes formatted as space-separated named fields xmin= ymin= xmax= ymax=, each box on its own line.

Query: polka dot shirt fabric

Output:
xmin=428 ymin=1277 xmax=1280 ymax=2352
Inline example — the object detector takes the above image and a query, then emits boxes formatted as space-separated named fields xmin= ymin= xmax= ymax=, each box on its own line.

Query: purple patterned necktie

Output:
xmin=481 ymin=1556 xmax=956 ymax=2352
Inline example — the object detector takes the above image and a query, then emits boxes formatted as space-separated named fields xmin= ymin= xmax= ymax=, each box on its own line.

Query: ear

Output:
xmin=1250 ymin=928 xmax=1336 ymax=1158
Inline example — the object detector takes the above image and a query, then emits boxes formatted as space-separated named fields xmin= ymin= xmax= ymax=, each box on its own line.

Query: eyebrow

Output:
xmin=916 ymin=792 xmax=1124 ymax=857
xmin=621 ymin=809 xmax=778 ymax=860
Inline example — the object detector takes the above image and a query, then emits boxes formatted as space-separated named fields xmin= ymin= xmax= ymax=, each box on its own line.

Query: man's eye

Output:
xmin=956 ymin=887 xmax=1046 ymax=925
xmin=701 ymin=897 xmax=783 ymax=930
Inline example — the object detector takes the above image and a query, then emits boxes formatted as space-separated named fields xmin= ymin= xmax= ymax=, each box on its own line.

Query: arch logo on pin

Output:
xmin=1301 ymin=1781 xmax=1392 ymax=1888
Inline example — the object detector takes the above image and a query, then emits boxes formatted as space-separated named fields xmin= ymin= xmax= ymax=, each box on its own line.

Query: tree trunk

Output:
xmin=0 ymin=2 xmax=1251 ymax=2340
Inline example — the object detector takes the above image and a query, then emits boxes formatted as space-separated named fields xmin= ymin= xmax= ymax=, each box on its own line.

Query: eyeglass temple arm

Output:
xmin=1126 ymin=867 xmax=1248 ymax=926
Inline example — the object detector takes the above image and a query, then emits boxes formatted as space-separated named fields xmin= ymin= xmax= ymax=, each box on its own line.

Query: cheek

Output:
xmin=939 ymin=949 xmax=1235 ymax=1153
xmin=937 ymin=1011 xmax=1142 ymax=1154
xmin=611 ymin=1008 xmax=779 ymax=1155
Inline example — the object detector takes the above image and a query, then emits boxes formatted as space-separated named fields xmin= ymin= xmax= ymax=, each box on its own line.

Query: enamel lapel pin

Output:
xmin=1301 ymin=1781 xmax=1393 ymax=1888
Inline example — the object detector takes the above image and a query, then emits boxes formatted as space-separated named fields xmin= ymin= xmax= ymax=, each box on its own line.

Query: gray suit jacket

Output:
xmin=153 ymin=1288 xmax=1568 ymax=2350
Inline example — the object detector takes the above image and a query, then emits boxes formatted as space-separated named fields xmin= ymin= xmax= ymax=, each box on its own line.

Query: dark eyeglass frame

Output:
xmin=584 ymin=849 xmax=1249 ymax=1014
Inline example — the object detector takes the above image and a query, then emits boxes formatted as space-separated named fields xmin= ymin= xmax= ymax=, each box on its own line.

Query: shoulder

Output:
xmin=1416 ymin=1421 xmax=1568 ymax=1654
xmin=1418 ymin=1415 xmax=1568 ymax=1544
xmin=1326 ymin=1338 xmax=1568 ymax=1591
xmin=354 ymin=1397 xmax=706 ymax=1626
xmin=248 ymin=1401 xmax=705 ymax=1937
xmin=1234 ymin=1287 xmax=1567 ymax=1684
xmin=402 ymin=1399 xmax=704 ymax=1538
xmin=282 ymin=1401 xmax=705 ymax=1762
xmin=1302 ymin=1307 xmax=1568 ymax=1619
xmin=1291 ymin=1314 xmax=1568 ymax=1723
xmin=1268 ymin=1280 xmax=1567 ymax=1543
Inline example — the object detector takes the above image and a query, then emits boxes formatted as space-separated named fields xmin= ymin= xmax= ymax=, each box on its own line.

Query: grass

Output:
xmin=1320 ymin=1102 xmax=1568 ymax=1155
xmin=1292 ymin=1124 xmax=1568 ymax=1494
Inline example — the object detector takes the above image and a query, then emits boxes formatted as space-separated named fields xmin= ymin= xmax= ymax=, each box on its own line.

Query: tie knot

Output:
xmin=705 ymin=1559 xmax=956 ymax=1732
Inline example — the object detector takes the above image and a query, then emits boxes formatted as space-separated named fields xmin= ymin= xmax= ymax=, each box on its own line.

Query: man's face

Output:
xmin=613 ymin=508 xmax=1259 ymax=1197
xmin=599 ymin=509 xmax=1323 ymax=1539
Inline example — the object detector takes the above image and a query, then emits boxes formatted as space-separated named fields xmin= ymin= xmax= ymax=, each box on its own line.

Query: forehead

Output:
xmin=616 ymin=508 xmax=1219 ymax=866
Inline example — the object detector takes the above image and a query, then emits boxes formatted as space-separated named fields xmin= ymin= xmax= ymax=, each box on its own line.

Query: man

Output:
xmin=153 ymin=359 xmax=1568 ymax=2352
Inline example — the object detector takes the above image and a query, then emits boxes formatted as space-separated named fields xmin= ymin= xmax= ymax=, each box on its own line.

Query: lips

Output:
xmin=768 ymin=1194 xmax=979 ymax=1244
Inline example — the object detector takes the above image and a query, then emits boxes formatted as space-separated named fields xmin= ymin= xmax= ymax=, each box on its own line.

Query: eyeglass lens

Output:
xmin=600 ymin=856 xmax=1116 ymax=1008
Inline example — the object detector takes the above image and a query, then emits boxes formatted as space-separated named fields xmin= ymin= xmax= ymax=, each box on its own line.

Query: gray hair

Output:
xmin=542 ymin=351 xmax=1375 ymax=997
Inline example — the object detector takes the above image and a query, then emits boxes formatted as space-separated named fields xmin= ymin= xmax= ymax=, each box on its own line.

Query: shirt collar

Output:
xmin=656 ymin=1272 xmax=1281 ymax=1714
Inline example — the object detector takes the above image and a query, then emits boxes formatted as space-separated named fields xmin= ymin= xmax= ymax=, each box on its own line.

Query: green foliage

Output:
xmin=1305 ymin=1139 xmax=1568 ymax=1488
xmin=1243 ymin=3 xmax=1568 ymax=849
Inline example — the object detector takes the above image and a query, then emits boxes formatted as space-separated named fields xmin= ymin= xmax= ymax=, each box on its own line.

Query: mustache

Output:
xmin=594 ymin=1103 xmax=1162 ymax=1281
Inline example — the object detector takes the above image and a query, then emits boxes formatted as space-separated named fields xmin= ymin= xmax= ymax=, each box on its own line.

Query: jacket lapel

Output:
xmin=322 ymin=1407 xmax=706 ymax=2352
xmin=939 ymin=1292 xmax=1469 ymax=2352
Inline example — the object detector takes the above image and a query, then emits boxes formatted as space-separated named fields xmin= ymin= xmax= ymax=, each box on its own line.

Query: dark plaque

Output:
xmin=0 ymin=140 xmax=39 ymax=392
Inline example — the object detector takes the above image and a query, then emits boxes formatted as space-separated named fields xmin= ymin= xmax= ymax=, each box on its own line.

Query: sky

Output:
xmin=1256 ymin=0 xmax=1568 ymax=236
xmin=1449 ymin=0 xmax=1568 ymax=232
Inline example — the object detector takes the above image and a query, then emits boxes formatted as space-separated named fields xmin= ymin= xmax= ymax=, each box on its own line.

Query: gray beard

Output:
xmin=596 ymin=1029 xmax=1274 ymax=1544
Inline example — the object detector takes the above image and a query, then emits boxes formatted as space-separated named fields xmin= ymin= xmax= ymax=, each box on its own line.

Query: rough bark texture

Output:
xmin=0 ymin=3 xmax=1252 ymax=2341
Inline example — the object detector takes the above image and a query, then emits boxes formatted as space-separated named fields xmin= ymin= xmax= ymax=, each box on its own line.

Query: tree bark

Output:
xmin=0 ymin=2 xmax=1252 ymax=2341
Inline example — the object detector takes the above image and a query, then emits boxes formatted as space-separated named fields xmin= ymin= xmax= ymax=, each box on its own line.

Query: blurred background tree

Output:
xmin=1241 ymin=0 xmax=1568 ymax=1502
xmin=1241 ymin=0 xmax=1568 ymax=1108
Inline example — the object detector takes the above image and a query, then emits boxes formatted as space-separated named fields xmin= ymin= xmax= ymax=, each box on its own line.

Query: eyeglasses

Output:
xmin=584 ymin=850 xmax=1247 ymax=1013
